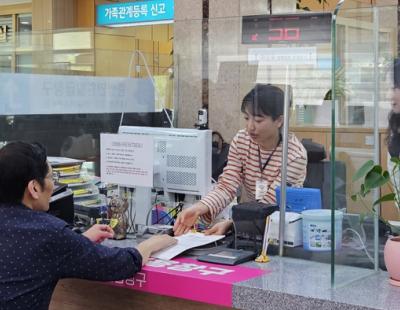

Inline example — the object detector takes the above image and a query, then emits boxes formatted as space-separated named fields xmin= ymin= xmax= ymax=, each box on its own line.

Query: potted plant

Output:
xmin=351 ymin=158 xmax=400 ymax=286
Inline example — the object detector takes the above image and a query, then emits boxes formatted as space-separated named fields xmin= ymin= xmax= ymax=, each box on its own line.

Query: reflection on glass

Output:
xmin=17 ymin=13 xmax=32 ymax=48
xmin=0 ymin=55 xmax=11 ymax=72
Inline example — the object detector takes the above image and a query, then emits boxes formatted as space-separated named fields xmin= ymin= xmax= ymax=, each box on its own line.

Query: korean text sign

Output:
xmin=96 ymin=0 xmax=174 ymax=26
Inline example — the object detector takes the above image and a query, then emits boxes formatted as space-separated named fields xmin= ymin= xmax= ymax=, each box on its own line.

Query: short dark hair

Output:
xmin=0 ymin=141 xmax=49 ymax=204
xmin=241 ymin=84 xmax=292 ymax=120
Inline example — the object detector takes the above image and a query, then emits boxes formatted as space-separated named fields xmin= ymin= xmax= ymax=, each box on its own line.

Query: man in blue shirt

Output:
xmin=0 ymin=141 xmax=176 ymax=310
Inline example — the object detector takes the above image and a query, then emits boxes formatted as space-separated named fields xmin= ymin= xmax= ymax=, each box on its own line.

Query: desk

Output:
xmin=49 ymin=256 xmax=399 ymax=310
xmin=49 ymin=239 xmax=400 ymax=310
xmin=50 ymin=279 xmax=228 ymax=310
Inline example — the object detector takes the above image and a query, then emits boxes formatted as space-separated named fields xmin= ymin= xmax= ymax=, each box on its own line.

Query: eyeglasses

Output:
xmin=45 ymin=173 xmax=55 ymax=181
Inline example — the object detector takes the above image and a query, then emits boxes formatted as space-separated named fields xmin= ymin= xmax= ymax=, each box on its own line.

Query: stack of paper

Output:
xmin=152 ymin=232 xmax=225 ymax=260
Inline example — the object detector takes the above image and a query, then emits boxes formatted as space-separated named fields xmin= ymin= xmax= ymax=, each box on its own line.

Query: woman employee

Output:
xmin=173 ymin=84 xmax=307 ymax=236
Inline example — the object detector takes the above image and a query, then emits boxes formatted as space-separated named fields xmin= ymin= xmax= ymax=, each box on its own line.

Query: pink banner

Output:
xmin=111 ymin=257 xmax=268 ymax=307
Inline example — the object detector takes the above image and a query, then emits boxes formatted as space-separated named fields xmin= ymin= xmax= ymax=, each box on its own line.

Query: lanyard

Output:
xmin=258 ymin=135 xmax=282 ymax=174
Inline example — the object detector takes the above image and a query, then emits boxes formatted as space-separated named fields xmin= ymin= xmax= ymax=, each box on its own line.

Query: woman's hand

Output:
xmin=173 ymin=202 xmax=209 ymax=236
xmin=83 ymin=224 xmax=114 ymax=243
xmin=203 ymin=220 xmax=233 ymax=235
xmin=137 ymin=235 xmax=177 ymax=265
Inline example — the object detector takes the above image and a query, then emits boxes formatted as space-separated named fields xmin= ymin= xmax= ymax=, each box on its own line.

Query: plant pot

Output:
xmin=384 ymin=236 xmax=400 ymax=286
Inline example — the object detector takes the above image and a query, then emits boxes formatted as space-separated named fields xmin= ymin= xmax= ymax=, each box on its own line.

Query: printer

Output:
xmin=49 ymin=184 xmax=74 ymax=224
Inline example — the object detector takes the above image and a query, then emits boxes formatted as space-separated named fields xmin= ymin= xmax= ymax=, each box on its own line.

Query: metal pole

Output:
xmin=372 ymin=5 xmax=380 ymax=272
xmin=331 ymin=0 xmax=345 ymax=288
xmin=279 ymin=67 xmax=290 ymax=256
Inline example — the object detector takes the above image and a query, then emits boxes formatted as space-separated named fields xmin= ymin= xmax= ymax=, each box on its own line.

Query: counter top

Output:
xmin=104 ymin=237 xmax=399 ymax=310
xmin=234 ymin=257 xmax=397 ymax=310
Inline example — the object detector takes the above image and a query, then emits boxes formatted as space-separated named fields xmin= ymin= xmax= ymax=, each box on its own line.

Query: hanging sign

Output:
xmin=96 ymin=0 xmax=174 ymax=27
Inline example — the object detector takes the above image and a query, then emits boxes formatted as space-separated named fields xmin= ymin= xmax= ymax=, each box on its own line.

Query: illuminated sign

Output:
xmin=242 ymin=12 xmax=331 ymax=44
xmin=96 ymin=0 xmax=174 ymax=27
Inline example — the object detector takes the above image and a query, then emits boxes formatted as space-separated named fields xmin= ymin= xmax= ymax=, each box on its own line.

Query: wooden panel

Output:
xmin=135 ymin=25 xmax=152 ymax=40
xmin=76 ymin=0 xmax=94 ymax=28
xmin=138 ymin=39 xmax=154 ymax=66
xmin=297 ymin=0 xmax=323 ymax=11
xmin=168 ymin=24 xmax=173 ymax=40
xmin=95 ymin=33 xmax=136 ymax=51
xmin=32 ymin=0 xmax=53 ymax=31
xmin=291 ymin=130 xmax=328 ymax=151
xmin=0 ymin=3 xmax=32 ymax=15
xmin=95 ymin=49 xmax=132 ymax=77
xmin=335 ymin=132 xmax=374 ymax=149
xmin=153 ymin=24 xmax=169 ymax=42
xmin=53 ymin=0 xmax=76 ymax=29
xmin=50 ymin=279 xmax=231 ymax=310
xmin=159 ymin=54 xmax=173 ymax=68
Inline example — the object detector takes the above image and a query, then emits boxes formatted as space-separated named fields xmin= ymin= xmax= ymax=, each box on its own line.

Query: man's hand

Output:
xmin=83 ymin=224 xmax=114 ymax=243
xmin=203 ymin=219 xmax=232 ymax=235
xmin=173 ymin=202 xmax=209 ymax=236
xmin=137 ymin=235 xmax=177 ymax=265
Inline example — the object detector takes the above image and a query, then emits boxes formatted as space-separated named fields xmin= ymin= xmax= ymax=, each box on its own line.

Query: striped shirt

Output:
xmin=201 ymin=129 xmax=307 ymax=223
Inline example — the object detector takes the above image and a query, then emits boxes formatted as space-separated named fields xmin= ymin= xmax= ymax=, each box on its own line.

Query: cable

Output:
xmin=157 ymin=202 xmax=183 ymax=225
xmin=232 ymin=220 xmax=238 ymax=249
xmin=342 ymin=228 xmax=375 ymax=265
xmin=129 ymin=188 xmax=136 ymax=233
xmin=119 ymin=50 xmax=174 ymax=129
xmin=145 ymin=200 xmax=155 ymax=226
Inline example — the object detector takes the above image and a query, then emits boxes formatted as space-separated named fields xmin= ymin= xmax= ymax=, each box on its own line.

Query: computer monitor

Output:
xmin=118 ymin=126 xmax=212 ymax=196
xmin=118 ymin=126 xmax=212 ymax=227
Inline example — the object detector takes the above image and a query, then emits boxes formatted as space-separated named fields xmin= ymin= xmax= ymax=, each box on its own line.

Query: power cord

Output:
xmin=119 ymin=50 xmax=174 ymax=128
xmin=342 ymin=227 xmax=374 ymax=265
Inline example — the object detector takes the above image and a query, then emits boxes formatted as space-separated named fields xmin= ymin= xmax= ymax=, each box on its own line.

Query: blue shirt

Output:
xmin=0 ymin=203 xmax=142 ymax=310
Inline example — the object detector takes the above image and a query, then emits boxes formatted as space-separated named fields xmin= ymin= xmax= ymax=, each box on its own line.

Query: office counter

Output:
xmin=50 ymin=279 xmax=228 ymax=310
xmin=49 ymin=237 xmax=399 ymax=310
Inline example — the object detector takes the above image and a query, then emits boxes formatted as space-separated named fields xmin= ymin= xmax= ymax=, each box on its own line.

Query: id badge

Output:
xmin=255 ymin=179 xmax=268 ymax=200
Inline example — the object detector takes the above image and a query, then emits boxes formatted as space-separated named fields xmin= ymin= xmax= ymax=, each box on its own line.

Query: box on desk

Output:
xmin=268 ymin=211 xmax=302 ymax=247
xmin=275 ymin=187 xmax=321 ymax=212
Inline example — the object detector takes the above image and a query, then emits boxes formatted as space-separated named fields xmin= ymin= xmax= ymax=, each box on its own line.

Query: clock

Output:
xmin=242 ymin=12 xmax=331 ymax=45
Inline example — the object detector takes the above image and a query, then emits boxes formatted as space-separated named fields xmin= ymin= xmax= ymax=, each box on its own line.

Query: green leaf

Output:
xmin=371 ymin=165 xmax=382 ymax=174
xmin=351 ymin=194 xmax=357 ymax=201
xmin=383 ymin=170 xmax=390 ymax=179
xmin=390 ymin=157 xmax=400 ymax=165
xmin=352 ymin=160 xmax=375 ymax=182
xmin=360 ymin=184 xmax=371 ymax=197
xmin=373 ymin=193 xmax=396 ymax=206
xmin=365 ymin=171 xmax=390 ymax=189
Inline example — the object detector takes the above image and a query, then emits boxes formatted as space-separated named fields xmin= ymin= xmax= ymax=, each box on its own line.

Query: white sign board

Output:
xmin=100 ymin=133 xmax=154 ymax=188
xmin=248 ymin=47 xmax=317 ymax=66
xmin=0 ymin=73 xmax=155 ymax=115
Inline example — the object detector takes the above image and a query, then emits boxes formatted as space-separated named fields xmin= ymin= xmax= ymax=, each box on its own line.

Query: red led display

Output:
xmin=242 ymin=13 xmax=331 ymax=45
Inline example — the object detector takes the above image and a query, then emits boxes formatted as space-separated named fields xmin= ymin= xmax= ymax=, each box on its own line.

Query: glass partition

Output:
xmin=175 ymin=13 xmax=341 ymax=278
xmin=0 ymin=26 xmax=173 ymax=175
xmin=332 ymin=2 xmax=398 ymax=287
xmin=1 ymin=0 xmax=398 ymax=289
xmin=173 ymin=2 xmax=398 ymax=287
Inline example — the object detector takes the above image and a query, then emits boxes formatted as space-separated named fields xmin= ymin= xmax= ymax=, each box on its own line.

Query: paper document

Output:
xmin=47 ymin=156 xmax=84 ymax=167
xmin=151 ymin=232 xmax=225 ymax=260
